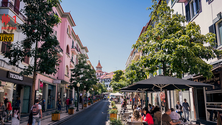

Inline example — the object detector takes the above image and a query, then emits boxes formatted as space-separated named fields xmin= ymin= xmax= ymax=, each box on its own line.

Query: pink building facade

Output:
xmin=35 ymin=5 xmax=89 ymax=110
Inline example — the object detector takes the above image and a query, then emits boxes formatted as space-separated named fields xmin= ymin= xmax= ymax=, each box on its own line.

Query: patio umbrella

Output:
xmin=120 ymin=75 xmax=213 ymax=125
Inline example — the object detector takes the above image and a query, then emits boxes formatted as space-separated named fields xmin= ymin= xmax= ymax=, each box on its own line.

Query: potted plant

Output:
xmin=84 ymin=102 xmax=87 ymax=107
xmin=109 ymin=109 xmax=118 ymax=120
xmin=68 ymin=107 xmax=75 ymax=115
xmin=110 ymin=118 xmax=122 ymax=125
xmin=51 ymin=110 xmax=60 ymax=121
xmin=112 ymin=105 xmax=117 ymax=110
xmin=88 ymin=101 xmax=91 ymax=105
xmin=111 ymin=101 xmax=115 ymax=107
xmin=93 ymin=99 xmax=96 ymax=103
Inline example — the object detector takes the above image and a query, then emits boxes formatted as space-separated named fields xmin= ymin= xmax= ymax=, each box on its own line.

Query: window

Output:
xmin=24 ymin=48 xmax=30 ymax=64
xmin=65 ymin=66 xmax=69 ymax=76
xmin=54 ymin=31 xmax=57 ymax=36
xmin=218 ymin=21 xmax=222 ymax=45
xmin=66 ymin=45 xmax=70 ymax=54
xmin=72 ymin=40 xmax=74 ymax=48
xmin=1 ymin=32 xmax=11 ymax=54
xmin=185 ymin=0 xmax=201 ymax=22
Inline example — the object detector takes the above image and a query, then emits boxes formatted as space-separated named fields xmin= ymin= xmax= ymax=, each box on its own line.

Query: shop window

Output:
xmin=185 ymin=0 xmax=201 ymax=22
xmin=1 ymin=42 xmax=11 ymax=54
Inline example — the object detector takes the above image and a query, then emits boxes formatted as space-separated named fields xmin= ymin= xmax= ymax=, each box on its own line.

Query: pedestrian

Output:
xmin=182 ymin=99 xmax=190 ymax=121
xmin=5 ymin=98 xmax=12 ymax=122
xmin=130 ymin=98 xmax=132 ymax=105
xmin=176 ymin=101 xmax=182 ymax=118
xmin=15 ymin=97 xmax=21 ymax=109
xmin=0 ymin=102 xmax=5 ymax=124
xmin=66 ymin=98 xmax=70 ymax=113
xmin=57 ymin=99 xmax=62 ymax=112
xmin=31 ymin=99 xmax=42 ymax=125
xmin=12 ymin=108 xmax=20 ymax=125
xmin=42 ymin=99 xmax=45 ymax=112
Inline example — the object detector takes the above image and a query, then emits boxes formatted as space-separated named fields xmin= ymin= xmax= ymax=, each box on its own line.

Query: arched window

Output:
xmin=66 ymin=45 xmax=70 ymax=54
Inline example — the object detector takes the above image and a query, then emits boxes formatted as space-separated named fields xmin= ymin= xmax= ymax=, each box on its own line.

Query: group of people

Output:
xmin=0 ymin=97 xmax=18 ymax=125
xmin=129 ymin=99 xmax=191 ymax=125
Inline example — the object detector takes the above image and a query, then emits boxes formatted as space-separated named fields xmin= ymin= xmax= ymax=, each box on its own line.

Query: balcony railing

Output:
xmin=57 ymin=45 xmax=63 ymax=53
xmin=71 ymin=58 xmax=74 ymax=64
xmin=1 ymin=2 xmax=26 ymax=21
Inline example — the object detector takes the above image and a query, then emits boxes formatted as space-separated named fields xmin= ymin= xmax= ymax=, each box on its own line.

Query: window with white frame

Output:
xmin=185 ymin=0 xmax=201 ymax=22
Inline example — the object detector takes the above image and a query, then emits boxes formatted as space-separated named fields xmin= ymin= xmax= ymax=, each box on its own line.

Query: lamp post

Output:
xmin=91 ymin=88 xmax=94 ymax=104
xmin=76 ymin=82 xmax=80 ymax=112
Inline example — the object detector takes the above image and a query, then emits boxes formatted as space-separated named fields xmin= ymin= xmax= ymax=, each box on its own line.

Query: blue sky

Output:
xmin=61 ymin=0 xmax=152 ymax=72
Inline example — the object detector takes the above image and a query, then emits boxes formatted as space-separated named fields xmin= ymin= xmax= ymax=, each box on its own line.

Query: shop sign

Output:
xmin=7 ymin=71 xmax=23 ymax=81
xmin=0 ymin=33 xmax=14 ymax=42
xmin=53 ymin=80 xmax=61 ymax=84
xmin=1 ymin=14 xmax=17 ymax=30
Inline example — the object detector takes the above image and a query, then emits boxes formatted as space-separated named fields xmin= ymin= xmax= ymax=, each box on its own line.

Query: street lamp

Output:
xmin=76 ymin=82 xmax=80 ymax=112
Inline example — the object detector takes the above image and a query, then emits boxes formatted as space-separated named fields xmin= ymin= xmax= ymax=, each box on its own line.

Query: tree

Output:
xmin=70 ymin=54 xmax=97 ymax=108
xmin=133 ymin=0 xmax=222 ymax=78
xmin=125 ymin=61 xmax=147 ymax=85
xmin=111 ymin=80 xmax=128 ymax=92
xmin=110 ymin=70 xmax=126 ymax=86
xmin=4 ymin=0 xmax=61 ymax=106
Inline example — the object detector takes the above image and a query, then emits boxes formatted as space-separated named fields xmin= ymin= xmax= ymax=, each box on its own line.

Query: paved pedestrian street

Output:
xmin=60 ymin=100 xmax=109 ymax=125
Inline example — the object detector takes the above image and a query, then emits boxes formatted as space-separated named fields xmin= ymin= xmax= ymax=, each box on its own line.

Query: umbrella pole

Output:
xmin=160 ymin=88 xmax=162 ymax=125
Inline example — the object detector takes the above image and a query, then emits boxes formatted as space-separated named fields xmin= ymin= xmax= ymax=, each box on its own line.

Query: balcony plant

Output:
xmin=109 ymin=109 xmax=118 ymax=120
xmin=68 ymin=107 xmax=75 ymax=115
xmin=51 ymin=110 xmax=60 ymax=121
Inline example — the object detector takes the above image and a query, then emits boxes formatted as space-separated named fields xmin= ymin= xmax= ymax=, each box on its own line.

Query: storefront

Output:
xmin=0 ymin=69 xmax=32 ymax=114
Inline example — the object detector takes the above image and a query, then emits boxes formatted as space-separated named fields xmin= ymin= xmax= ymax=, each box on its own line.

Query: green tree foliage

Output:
xmin=112 ymin=80 xmax=128 ymax=92
xmin=133 ymin=0 xmax=222 ymax=78
xmin=70 ymin=54 xmax=98 ymax=91
xmin=4 ymin=0 xmax=61 ymax=75
xmin=90 ymin=82 xmax=107 ymax=95
xmin=110 ymin=70 xmax=126 ymax=86
xmin=125 ymin=61 xmax=147 ymax=85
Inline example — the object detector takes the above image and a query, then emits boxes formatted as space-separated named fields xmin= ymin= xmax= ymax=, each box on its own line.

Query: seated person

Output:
xmin=134 ymin=104 xmax=137 ymax=110
xmin=142 ymin=107 xmax=154 ymax=125
xmin=162 ymin=109 xmax=181 ymax=125
xmin=139 ymin=108 xmax=144 ymax=117
xmin=131 ymin=109 xmax=143 ymax=122
xmin=137 ymin=105 xmax=141 ymax=110
xmin=169 ymin=108 xmax=180 ymax=121
xmin=153 ymin=106 xmax=161 ymax=123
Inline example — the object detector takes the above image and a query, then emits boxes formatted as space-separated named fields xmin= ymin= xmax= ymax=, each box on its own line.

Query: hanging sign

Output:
xmin=53 ymin=80 xmax=61 ymax=84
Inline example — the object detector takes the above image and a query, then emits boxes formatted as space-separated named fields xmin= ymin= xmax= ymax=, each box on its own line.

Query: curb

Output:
xmin=49 ymin=100 xmax=102 ymax=125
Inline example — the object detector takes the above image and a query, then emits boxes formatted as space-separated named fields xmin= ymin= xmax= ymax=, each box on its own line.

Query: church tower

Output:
xmin=96 ymin=60 xmax=103 ymax=78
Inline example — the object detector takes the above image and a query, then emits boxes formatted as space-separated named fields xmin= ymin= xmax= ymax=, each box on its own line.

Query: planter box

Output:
xmin=110 ymin=113 xmax=117 ymax=120
xmin=52 ymin=113 xmax=60 ymax=121
xmin=88 ymin=102 xmax=91 ymax=105
xmin=84 ymin=104 xmax=87 ymax=107
xmin=93 ymin=100 xmax=96 ymax=103
xmin=68 ymin=108 xmax=74 ymax=115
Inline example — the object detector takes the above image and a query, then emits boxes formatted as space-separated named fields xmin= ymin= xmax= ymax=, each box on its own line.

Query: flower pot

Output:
xmin=68 ymin=108 xmax=74 ymax=115
xmin=110 ymin=113 xmax=117 ymax=120
xmin=88 ymin=102 xmax=91 ymax=105
xmin=84 ymin=104 xmax=87 ymax=107
xmin=52 ymin=113 xmax=60 ymax=121
xmin=93 ymin=100 xmax=96 ymax=103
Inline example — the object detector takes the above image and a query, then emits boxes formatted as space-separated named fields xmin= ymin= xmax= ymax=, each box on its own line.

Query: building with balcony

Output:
xmin=168 ymin=0 xmax=222 ymax=122
xmin=0 ymin=0 xmax=33 ymax=114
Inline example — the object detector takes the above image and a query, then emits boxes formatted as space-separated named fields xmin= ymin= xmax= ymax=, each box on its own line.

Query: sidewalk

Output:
xmin=5 ymin=101 xmax=101 ymax=125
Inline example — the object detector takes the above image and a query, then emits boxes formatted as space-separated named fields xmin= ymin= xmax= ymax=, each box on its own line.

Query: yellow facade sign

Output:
xmin=0 ymin=33 xmax=14 ymax=42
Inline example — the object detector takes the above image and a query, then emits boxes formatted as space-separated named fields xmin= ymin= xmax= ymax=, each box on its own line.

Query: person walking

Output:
xmin=66 ymin=98 xmax=70 ymax=113
xmin=182 ymin=99 xmax=190 ymax=121
xmin=176 ymin=101 xmax=182 ymax=118
xmin=42 ymin=99 xmax=45 ymax=112
xmin=5 ymin=98 xmax=12 ymax=122
xmin=31 ymin=99 xmax=42 ymax=125
xmin=57 ymin=99 xmax=62 ymax=112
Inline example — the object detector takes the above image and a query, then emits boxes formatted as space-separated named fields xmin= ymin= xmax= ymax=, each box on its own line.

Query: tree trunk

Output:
xmin=30 ymin=40 xmax=38 ymax=108
xmin=163 ymin=61 xmax=166 ymax=76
